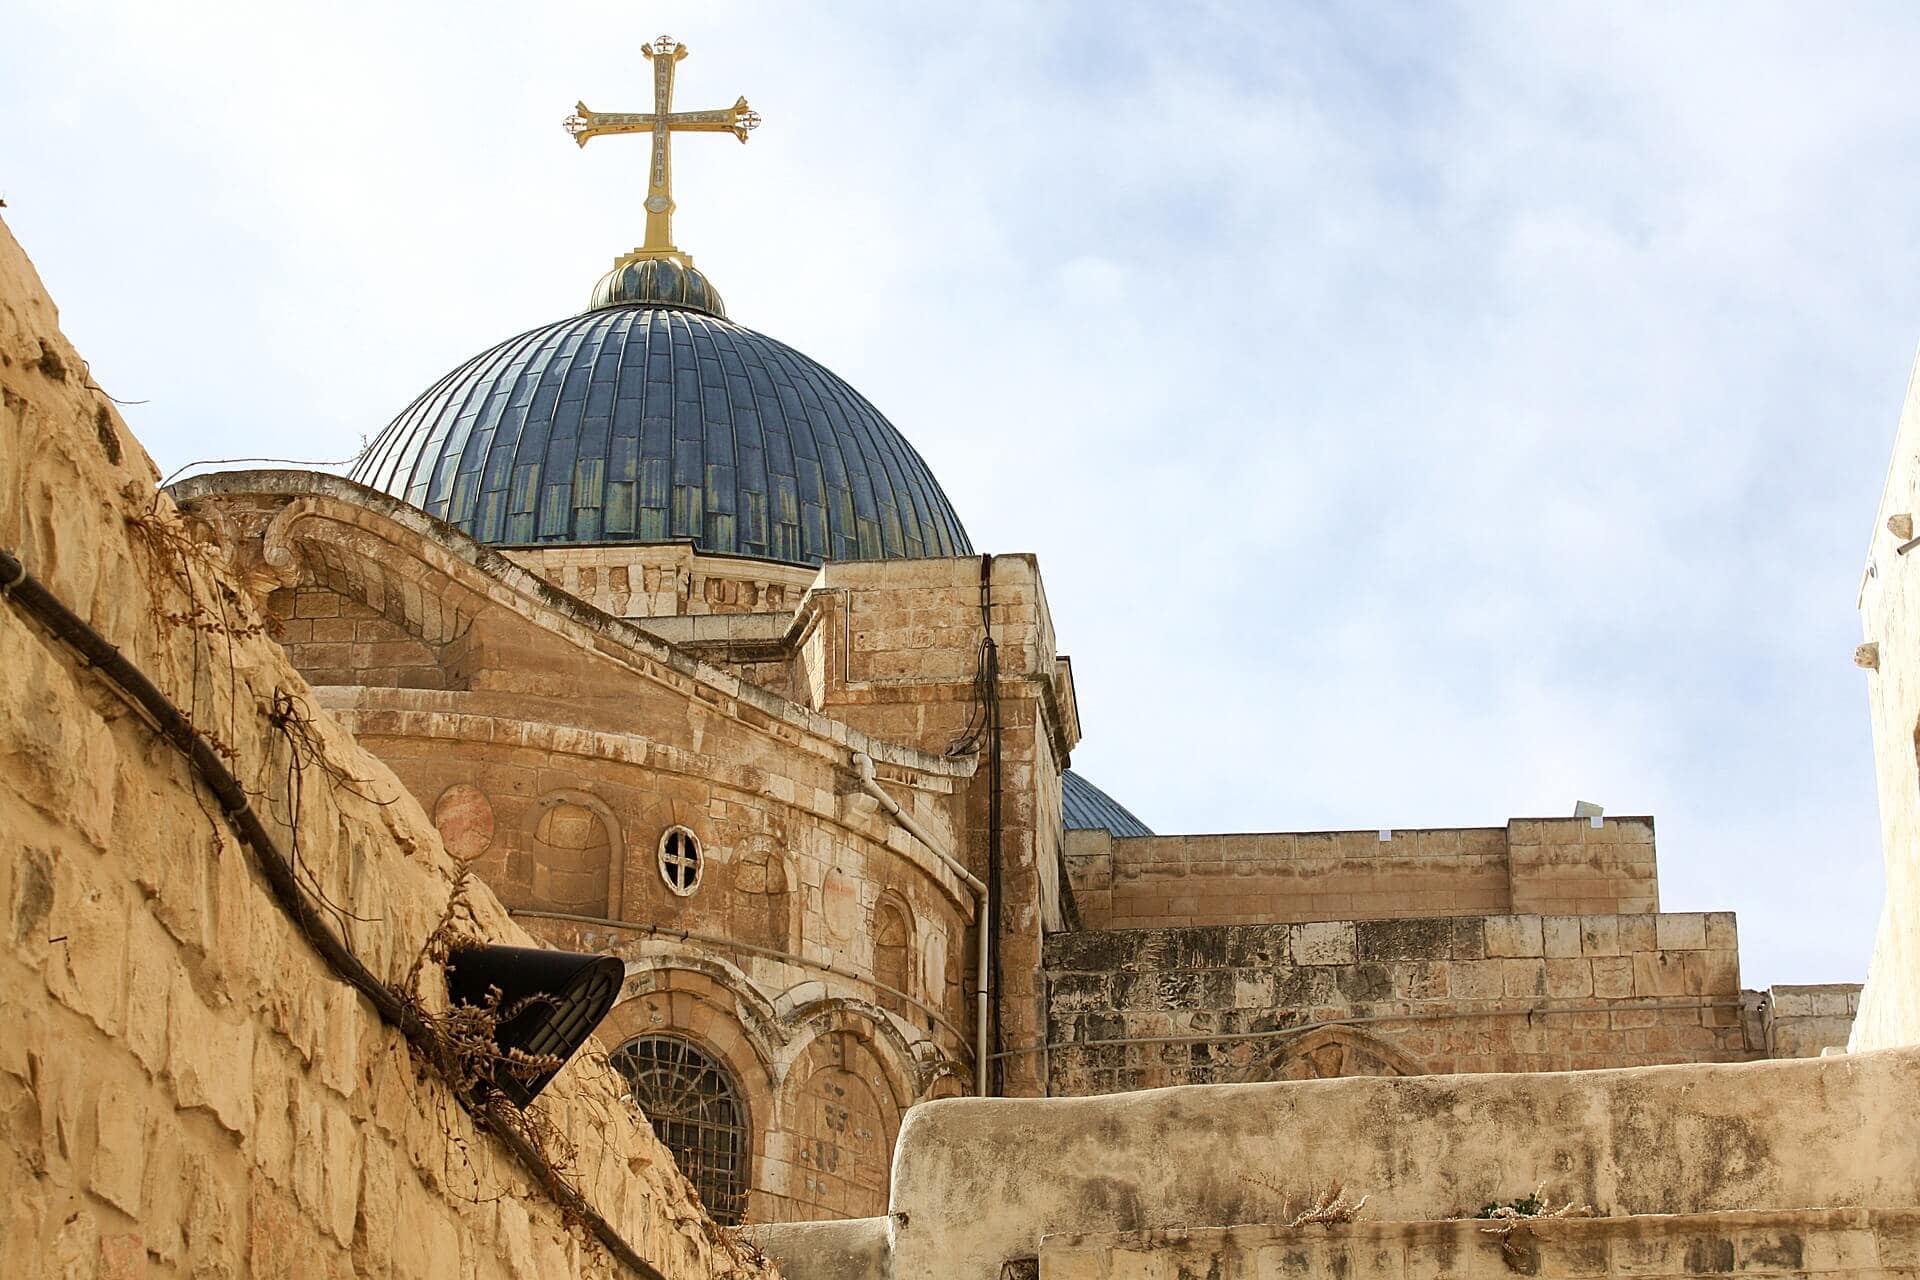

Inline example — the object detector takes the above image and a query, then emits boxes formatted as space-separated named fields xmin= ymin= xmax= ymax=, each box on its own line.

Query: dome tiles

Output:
xmin=351 ymin=305 xmax=971 ymax=568
xmin=1063 ymin=770 xmax=1153 ymax=838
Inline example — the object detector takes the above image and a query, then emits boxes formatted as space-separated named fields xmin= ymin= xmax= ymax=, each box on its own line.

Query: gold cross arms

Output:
xmin=563 ymin=35 xmax=762 ymax=265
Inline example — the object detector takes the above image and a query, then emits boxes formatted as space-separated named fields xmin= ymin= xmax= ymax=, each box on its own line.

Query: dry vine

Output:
xmin=1243 ymin=1174 xmax=1371 ymax=1228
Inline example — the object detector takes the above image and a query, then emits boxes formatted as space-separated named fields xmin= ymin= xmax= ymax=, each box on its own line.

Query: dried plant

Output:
xmin=1475 ymin=1184 xmax=1595 ymax=1229
xmin=1475 ymin=1185 xmax=1597 ymax=1271
xmin=1289 ymin=1180 xmax=1369 ymax=1227
xmin=1242 ymin=1174 xmax=1370 ymax=1228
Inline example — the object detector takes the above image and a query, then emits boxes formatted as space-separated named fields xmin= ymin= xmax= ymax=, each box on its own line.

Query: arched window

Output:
xmin=610 ymin=1035 xmax=749 ymax=1224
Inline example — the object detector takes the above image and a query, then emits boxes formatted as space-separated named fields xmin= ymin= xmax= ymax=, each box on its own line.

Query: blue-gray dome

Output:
xmin=352 ymin=306 xmax=970 ymax=566
xmin=1063 ymin=770 xmax=1153 ymax=837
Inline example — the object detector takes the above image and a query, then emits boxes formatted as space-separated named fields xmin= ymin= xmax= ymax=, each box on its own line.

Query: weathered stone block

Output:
xmin=1580 ymin=916 xmax=1621 ymax=957
xmin=1502 ymin=959 xmax=1548 ymax=998
xmin=165 ymin=967 xmax=255 ymax=1136
xmin=1656 ymin=913 xmax=1707 ymax=951
xmin=1704 ymin=911 xmax=1737 ymax=952
xmin=1591 ymin=956 xmax=1634 ymax=999
xmin=1357 ymin=918 xmax=1458 ymax=961
xmin=1484 ymin=915 xmax=1543 ymax=958
xmin=1633 ymin=952 xmax=1688 ymax=998
xmin=1450 ymin=960 xmax=1506 ymax=1001
xmin=1292 ymin=922 xmax=1356 ymax=966
xmin=88 ymin=1087 xmax=147 ymax=1217
xmin=44 ymin=851 xmax=129 ymax=1037
xmin=1545 ymin=958 xmax=1595 ymax=999
xmin=1618 ymin=915 xmax=1658 ymax=954
xmin=1542 ymin=916 xmax=1582 ymax=958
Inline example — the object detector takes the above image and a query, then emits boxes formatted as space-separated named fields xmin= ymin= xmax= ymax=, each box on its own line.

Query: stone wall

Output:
xmin=879 ymin=1049 xmax=1920 ymax=1280
xmin=504 ymin=542 xmax=818 ymax=620
xmin=1037 ymin=1208 xmax=1920 ymax=1280
xmin=1853 ymin=350 xmax=1920 ymax=1052
xmin=173 ymin=474 xmax=986 ymax=1223
xmin=790 ymin=556 xmax=1082 ymax=1098
xmin=1767 ymin=983 xmax=1863 ymax=1058
xmin=1066 ymin=818 xmax=1657 ymax=931
xmin=1043 ymin=911 xmax=1750 ymax=1092
xmin=0 ymin=218 xmax=768 ymax=1279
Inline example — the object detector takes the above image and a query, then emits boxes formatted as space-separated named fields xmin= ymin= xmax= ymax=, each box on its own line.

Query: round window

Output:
xmin=658 ymin=825 xmax=703 ymax=896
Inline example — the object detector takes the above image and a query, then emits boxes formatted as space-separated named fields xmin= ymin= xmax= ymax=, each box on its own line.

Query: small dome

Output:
xmin=1063 ymin=770 xmax=1153 ymax=837
xmin=352 ymin=305 xmax=970 ymax=566
xmin=590 ymin=258 xmax=726 ymax=317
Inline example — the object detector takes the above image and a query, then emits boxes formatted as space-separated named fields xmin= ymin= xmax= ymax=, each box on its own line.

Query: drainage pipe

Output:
xmin=853 ymin=750 xmax=991 ymax=1096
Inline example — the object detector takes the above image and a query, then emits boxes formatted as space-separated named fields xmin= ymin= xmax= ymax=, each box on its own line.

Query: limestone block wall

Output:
xmin=1066 ymin=819 xmax=1657 ymax=931
xmin=795 ymin=555 xmax=1082 ymax=1097
xmin=0 ymin=218 xmax=767 ymax=1278
xmin=1854 ymin=350 xmax=1920 ymax=1051
xmin=1036 ymin=1208 xmax=1920 ymax=1280
xmin=170 ymin=477 xmax=990 ymax=1221
xmin=1043 ymin=910 xmax=1750 ymax=1093
xmin=271 ymin=584 xmax=456 ymax=689
xmin=1766 ymin=983 xmax=1863 ymax=1058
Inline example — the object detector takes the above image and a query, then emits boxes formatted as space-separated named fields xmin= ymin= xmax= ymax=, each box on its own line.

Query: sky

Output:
xmin=4 ymin=1 xmax=1916 ymax=987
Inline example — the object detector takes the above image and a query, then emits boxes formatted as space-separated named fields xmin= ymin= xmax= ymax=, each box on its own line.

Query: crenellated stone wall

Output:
xmin=0 ymin=217 xmax=772 ymax=1280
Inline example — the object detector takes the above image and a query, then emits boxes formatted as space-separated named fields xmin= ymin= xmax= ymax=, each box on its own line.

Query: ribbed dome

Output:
xmin=352 ymin=306 xmax=970 ymax=566
xmin=1063 ymin=770 xmax=1153 ymax=837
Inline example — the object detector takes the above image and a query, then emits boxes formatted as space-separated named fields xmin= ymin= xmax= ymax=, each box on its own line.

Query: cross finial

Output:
xmin=563 ymin=36 xmax=761 ymax=269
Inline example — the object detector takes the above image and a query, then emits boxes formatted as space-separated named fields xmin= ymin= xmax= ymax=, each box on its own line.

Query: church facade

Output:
xmin=159 ymin=37 xmax=1856 ymax=1230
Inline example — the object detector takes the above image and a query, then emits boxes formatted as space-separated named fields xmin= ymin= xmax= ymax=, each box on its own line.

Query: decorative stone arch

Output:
xmin=918 ymin=1063 xmax=970 ymax=1102
xmin=780 ymin=998 xmax=920 ymax=1113
xmin=612 ymin=957 xmax=783 ymax=1094
xmin=256 ymin=495 xmax=484 ymax=648
xmin=1244 ymin=1025 xmax=1426 ymax=1082
xmin=517 ymin=788 xmax=624 ymax=919
xmin=872 ymin=891 xmax=915 ymax=1016
xmin=907 ymin=1036 xmax=973 ymax=1101
xmin=774 ymin=1010 xmax=914 ymax=1221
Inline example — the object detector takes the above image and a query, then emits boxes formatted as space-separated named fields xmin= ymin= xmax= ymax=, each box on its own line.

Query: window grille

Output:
xmin=658 ymin=825 xmax=703 ymax=895
xmin=610 ymin=1035 xmax=749 ymax=1224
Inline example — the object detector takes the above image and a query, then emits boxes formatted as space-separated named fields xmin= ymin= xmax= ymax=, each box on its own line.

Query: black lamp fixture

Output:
xmin=445 ymin=944 xmax=625 ymax=1107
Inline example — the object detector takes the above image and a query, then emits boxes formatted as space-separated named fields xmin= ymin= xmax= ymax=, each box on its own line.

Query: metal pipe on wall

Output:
xmin=852 ymin=750 xmax=992 ymax=1097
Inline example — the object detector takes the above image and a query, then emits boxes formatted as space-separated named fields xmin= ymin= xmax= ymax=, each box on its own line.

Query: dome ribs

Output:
xmin=352 ymin=305 xmax=970 ymax=567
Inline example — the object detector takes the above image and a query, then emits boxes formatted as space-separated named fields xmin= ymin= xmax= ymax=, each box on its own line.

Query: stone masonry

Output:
xmin=1044 ymin=909 xmax=1751 ymax=1093
xmin=0 ymin=217 xmax=769 ymax=1280
xmin=1065 ymin=817 xmax=1659 ymax=932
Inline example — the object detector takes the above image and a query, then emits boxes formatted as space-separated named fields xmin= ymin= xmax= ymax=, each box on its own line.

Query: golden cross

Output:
xmin=564 ymin=35 xmax=761 ymax=264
